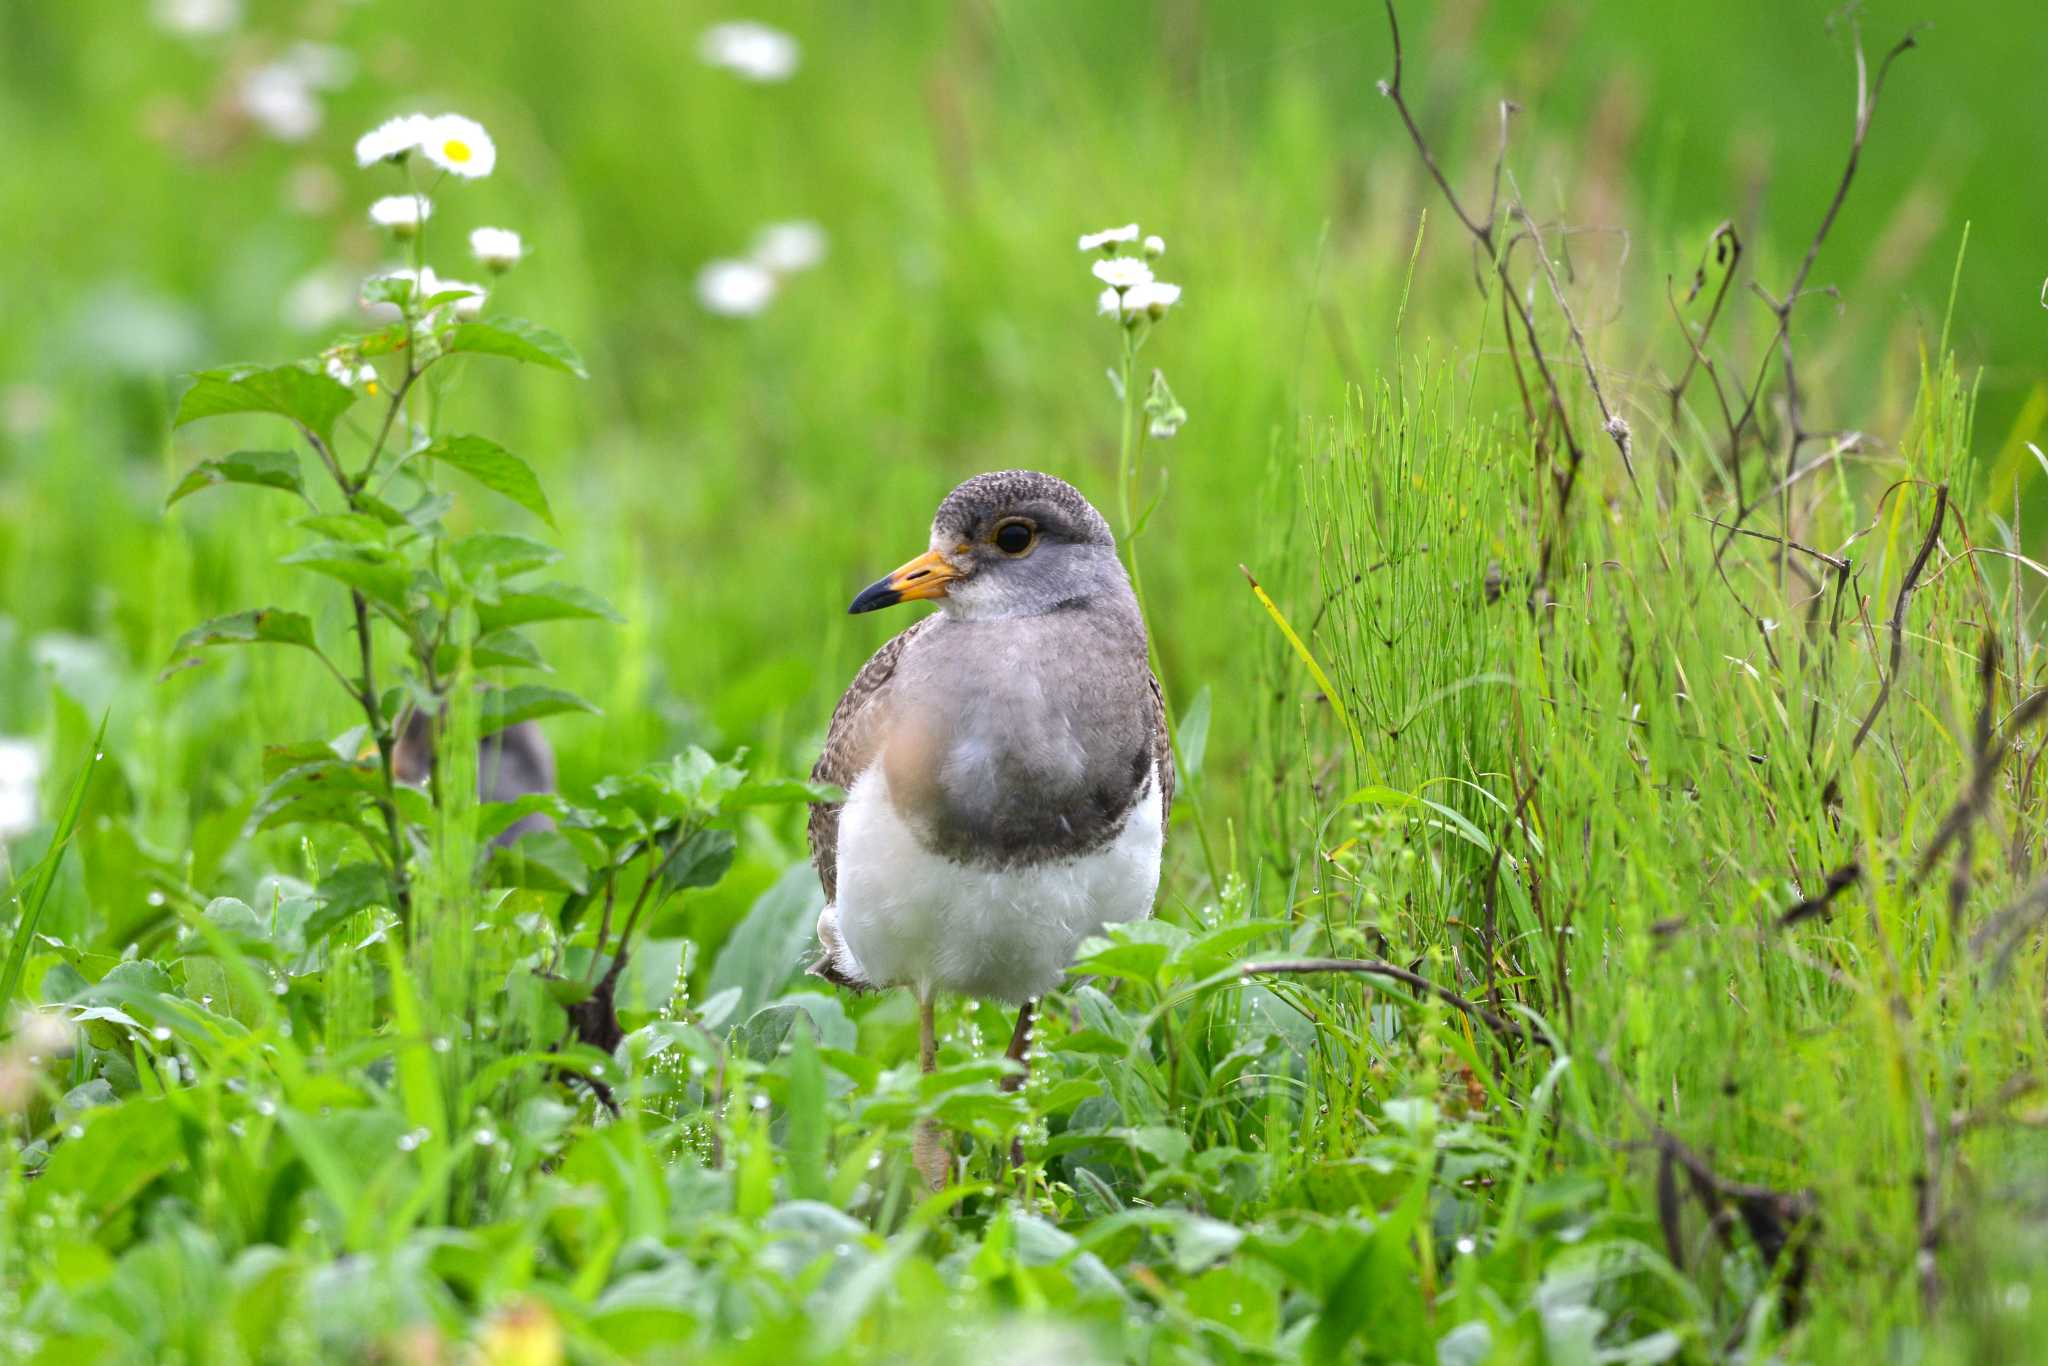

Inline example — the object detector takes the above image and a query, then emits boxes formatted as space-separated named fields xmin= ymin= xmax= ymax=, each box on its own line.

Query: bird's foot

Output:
xmin=913 ymin=1117 xmax=950 ymax=1192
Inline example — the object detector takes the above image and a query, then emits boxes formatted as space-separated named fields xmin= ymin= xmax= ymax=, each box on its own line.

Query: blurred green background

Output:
xmin=0 ymin=0 xmax=2039 ymax=836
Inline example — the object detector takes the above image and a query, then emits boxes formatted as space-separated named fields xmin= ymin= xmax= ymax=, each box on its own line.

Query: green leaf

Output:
xmin=458 ymin=629 xmax=549 ymax=673
xmin=443 ymin=317 xmax=588 ymax=379
xmin=723 ymin=778 xmax=844 ymax=809
xmin=281 ymin=542 xmax=412 ymax=611
xmin=662 ymin=827 xmax=735 ymax=891
xmin=447 ymin=532 xmax=561 ymax=582
xmin=307 ymin=864 xmax=394 ymax=945
xmin=166 ymin=449 xmax=304 ymax=508
xmin=172 ymin=363 xmax=357 ymax=443
xmin=485 ymin=830 xmax=590 ymax=894
xmin=1 ymin=716 xmax=105 ymax=1010
xmin=168 ymin=609 xmax=318 ymax=662
xmin=479 ymin=685 xmax=598 ymax=729
xmin=475 ymin=583 xmax=622 ymax=634
xmin=706 ymin=862 xmax=823 ymax=1020
xmin=297 ymin=512 xmax=390 ymax=545
xmin=418 ymin=435 xmax=556 ymax=527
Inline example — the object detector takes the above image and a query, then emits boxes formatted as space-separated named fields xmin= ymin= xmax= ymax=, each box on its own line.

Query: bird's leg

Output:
xmin=1000 ymin=999 xmax=1035 ymax=1172
xmin=912 ymin=992 xmax=948 ymax=1191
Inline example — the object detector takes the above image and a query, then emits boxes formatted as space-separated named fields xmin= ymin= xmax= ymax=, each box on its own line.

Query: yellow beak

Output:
xmin=848 ymin=547 xmax=964 ymax=614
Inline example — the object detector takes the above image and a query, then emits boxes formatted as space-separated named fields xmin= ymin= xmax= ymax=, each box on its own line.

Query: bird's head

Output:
xmin=849 ymin=470 xmax=1126 ymax=621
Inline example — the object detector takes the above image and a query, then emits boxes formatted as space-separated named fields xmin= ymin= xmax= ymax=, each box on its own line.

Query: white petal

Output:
xmin=419 ymin=114 xmax=496 ymax=178
xmin=697 ymin=259 xmax=778 ymax=316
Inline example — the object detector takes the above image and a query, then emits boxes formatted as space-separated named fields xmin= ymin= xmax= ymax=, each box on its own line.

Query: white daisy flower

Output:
xmin=355 ymin=363 xmax=380 ymax=393
xmin=698 ymin=22 xmax=800 ymax=82
xmin=239 ymin=62 xmax=321 ymax=142
xmin=0 ymin=736 xmax=42 ymax=841
xmin=1097 ymin=287 xmax=1132 ymax=320
xmin=418 ymin=114 xmax=496 ymax=179
xmin=1125 ymin=280 xmax=1182 ymax=319
xmin=1143 ymin=234 xmax=1166 ymax=259
xmin=1091 ymin=257 xmax=1153 ymax=290
xmin=697 ymin=259 xmax=778 ymax=317
xmin=750 ymin=220 xmax=827 ymax=274
xmin=355 ymin=113 xmax=429 ymax=167
xmin=470 ymin=226 xmax=525 ymax=273
xmin=1078 ymin=224 xmax=1140 ymax=253
xmin=369 ymin=194 xmax=432 ymax=237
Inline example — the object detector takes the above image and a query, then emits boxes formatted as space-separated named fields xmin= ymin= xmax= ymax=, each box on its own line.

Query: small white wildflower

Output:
xmin=0 ymin=737 xmax=41 ymax=840
xmin=469 ymin=226 xmax=525 ymax=273
xmin=418 ymin=114 xmax=496 ymax=178
xmin=355 ymin=113 xmax=429 ymax=167
xmin=699 ymin=21 xmax=800 ymax=82
xmin=1125 ymin=280 xmax=1181 ymax=319
xmin=1143 ymin=234 xmax=1166 ymax=259
xmin=151 ymin=0 xmax=239 ymax=37
xmin=1097 ymin=287 xmax=1134 ymax=321
xmin=239 ymin=62 xmax=321 ymax=142
xmin=437 ymin=279 xmax=488 ymax=320
xmin=323 ymin=355 xmax=352 ymax=385
xmin=1078 ymin=224 xmax=1140 ymax=253
xmin=1091 ymin=257 xmax=1153 ymax=290
xmin=355 ymin=363 xmax=380 ymax=393
xmin=369 ymin=194 xmax=431 ymax=237
xmin=697 ymin=259 xmax=778 ymax=317
xmin=750 ymin=220 xmax=827 ymax=274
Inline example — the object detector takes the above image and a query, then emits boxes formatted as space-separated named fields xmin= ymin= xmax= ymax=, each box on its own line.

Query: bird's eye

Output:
xmin=993 ymin=519 xmax=1035 ymax=555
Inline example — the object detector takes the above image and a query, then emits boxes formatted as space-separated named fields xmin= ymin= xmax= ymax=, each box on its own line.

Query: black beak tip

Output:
xmin=847 ymin=580 xmax=900 ymax=615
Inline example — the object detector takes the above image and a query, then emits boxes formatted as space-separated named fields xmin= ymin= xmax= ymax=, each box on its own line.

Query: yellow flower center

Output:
xmin=443 ymin=138 xmax=471 ymax=163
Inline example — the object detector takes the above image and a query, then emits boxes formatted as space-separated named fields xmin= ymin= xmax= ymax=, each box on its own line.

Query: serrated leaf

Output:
xmin=418 ymin=435 xmax=555 ymax=527
xmin=166 ymin=449 xmax=304 ymax=508
xmin=723 ymin=778 xmax=844 ymax=809
xmin=281 ymin=541 xmax=412 ymax=610
xmin=296 ymin=512 xmax=389 ymax=545
xmin=662 ymin=827 xmax=736 ymax=892
xmin=173 ymin=364 xmax=357 ymax=443
xmin=475 ymin=583 xmax=622 ymax=634
xmin=443 ymin=317 xmax=588 ymax=379
xmin=168 ymin=608 xmax=318 ymax=663
xmin=447 ymin=532 xmax=561 ymax=582
xmin=479 ymin=685 xmax=598 ymax=729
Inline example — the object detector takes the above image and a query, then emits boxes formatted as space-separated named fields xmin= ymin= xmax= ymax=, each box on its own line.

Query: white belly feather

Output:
xmin=818 ymin=760 xmax=1164 ymax=1004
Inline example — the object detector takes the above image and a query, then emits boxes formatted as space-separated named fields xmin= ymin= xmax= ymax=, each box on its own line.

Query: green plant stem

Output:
xmin=1114 ymin=323 xmax=1223 ymax=895
xmin=352 ymin=587 xmax=412 ymax=922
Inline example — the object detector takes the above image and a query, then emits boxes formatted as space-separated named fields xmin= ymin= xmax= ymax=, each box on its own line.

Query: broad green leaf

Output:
xmin=479 ymin=684 xmax=598 ymax=729
xmin=306 ymin=863 xmax=395 ymax=945
xmin=661 ymin=827 xmax=735 ymax=891
xmin=706 ymin=862 xmax=823 ymax=1020
xmin=443 ymin=316 xmax=588 ymax=378
xmin=166 ymin=449 xmax=304 ymax=508
xmin=453 ymin=629 xmax=549 ymax=673
xmin=168 ymin=608 xmax=318 ymax=662
xmin=723 ymin=778 xmax=843 ymax=809
xmin=475 ymin=583 xmax=622 ymax=634
xmin=484 ymin=829 xmax=590 ymax=894
xmin=173 ymin=363 xmax=357 ymax=443
xmin=281 ymin=542 xmax=413 ymax=611
xmin=447 ymin=532 xmax=561 ymax=582
xmin=419 ymin=435 xmax=555 ymax=527
xmin=297 ymin=512 xmax=389 ymax=545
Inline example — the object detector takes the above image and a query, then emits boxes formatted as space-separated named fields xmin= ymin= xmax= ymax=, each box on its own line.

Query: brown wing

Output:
xmin=808 ymin=616 xmax=937 ymax=902
xmin=1148 ymin=670 xmax=1176 ymax=835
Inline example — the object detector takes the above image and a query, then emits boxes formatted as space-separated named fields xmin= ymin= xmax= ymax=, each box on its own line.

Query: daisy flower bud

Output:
xmin=419 ymin=114 xmax=496 ymax=179
xmin=369 ymin=194 xmax=431 ymax=238
xmin=1125 ymin=280 xmax=1181 ymax=320
xmin=355 ymin=113 xmax=429 ymax=167
xmin=697 ymin=260 xmax=778 ymax=317
xmin=1078 ymin=224 xmax=1140 ymax=254
xmin=470 ymin=226 xmax=525 ymax=273
xmin=1143 ymin=234 xmax=1166 ymax=259
xmin=1091 ymin=257 xmax=1153 ymax=291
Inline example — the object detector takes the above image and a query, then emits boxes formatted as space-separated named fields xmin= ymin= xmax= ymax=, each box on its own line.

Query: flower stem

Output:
xmin=1114 ymin=328 xmax=1223 ymax=895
